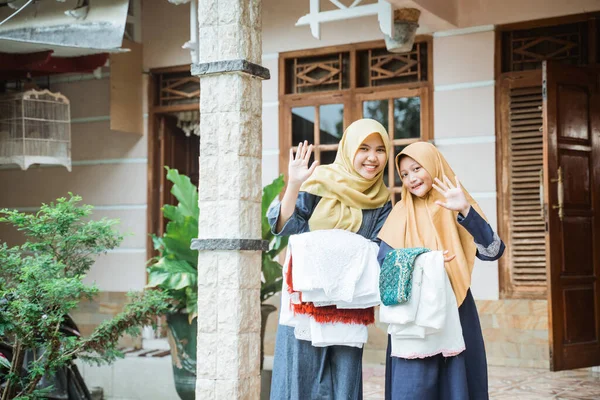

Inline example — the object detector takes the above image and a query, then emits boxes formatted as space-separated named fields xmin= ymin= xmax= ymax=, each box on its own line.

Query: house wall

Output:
xmin=0 ymin=74 xmax=149 ymax=343
xmin=457 ymin=0 xmax=600 ymax=27
xmin=260 ymin=0 xmax=600 ymax=367
xmin=259 ymin=0 xmax=501 ymax=365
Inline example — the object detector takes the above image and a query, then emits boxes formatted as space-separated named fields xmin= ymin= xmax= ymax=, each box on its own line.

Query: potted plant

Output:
xmin=0 ymin=195 xmax=170 ymax=400
xmin=258 ymin=175 xmax=289 ymax=399
xmin=147 ymin=169 xmax=289 ymax=400
xmin=147 ymin=168 xmax=199 ymax=400
xmin=259 ymin=174 xmax=288 ymax=358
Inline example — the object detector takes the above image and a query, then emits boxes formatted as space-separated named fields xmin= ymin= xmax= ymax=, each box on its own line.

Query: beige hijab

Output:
xmin=301 ymin=118 xmax=391 ymax=232
xmin=378 ymin=142 xmax=486 ymax=306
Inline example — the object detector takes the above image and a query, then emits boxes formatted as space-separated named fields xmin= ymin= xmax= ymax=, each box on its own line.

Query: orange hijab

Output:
xmin=377 ymin=142 xmax=486 ymax=306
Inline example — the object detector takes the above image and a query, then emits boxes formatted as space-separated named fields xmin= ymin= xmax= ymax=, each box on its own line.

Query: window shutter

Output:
xmin=505 ymin=83 xmax=548 ymax=293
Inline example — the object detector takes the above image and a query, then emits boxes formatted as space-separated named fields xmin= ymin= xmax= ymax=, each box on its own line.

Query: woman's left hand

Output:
xmin=432 ymin=175 xmax=471 ymax=217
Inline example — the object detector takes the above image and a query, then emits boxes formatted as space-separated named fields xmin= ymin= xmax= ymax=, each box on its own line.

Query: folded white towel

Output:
xmin=290 ymin=229 xmax=378 ymax=304
xmin=309 ymin=319 xmax=367 ymax=348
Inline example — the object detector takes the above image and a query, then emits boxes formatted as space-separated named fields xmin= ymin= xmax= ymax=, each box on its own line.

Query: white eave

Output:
xmin=0 ymin=0 xmax=129 ymax=56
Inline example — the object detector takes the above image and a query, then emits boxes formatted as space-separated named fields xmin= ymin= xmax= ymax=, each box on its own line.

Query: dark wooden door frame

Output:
xmin=146 ymin=65 xmax=199 ymax=267
xmin=495 ymin=12 xmax=600 ymax=300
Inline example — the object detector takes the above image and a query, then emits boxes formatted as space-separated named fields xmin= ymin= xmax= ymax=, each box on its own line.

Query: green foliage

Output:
xmin=0 ymin=195 xmax=171 ymax=400
xmin=148 ymin=169 xmax=290 ymax=316
xmin=261 ymin=175 xmax=289 ymax=303
xmin=147 ymin=168 xmax=199 ymax=320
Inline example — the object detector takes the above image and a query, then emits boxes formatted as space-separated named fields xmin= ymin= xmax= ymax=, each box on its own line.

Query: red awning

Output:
xmin=0 ymin=51 xmax=109 ymax=79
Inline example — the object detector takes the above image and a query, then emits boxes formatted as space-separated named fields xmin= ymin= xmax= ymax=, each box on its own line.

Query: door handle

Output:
xmin=551 ymin=167 xmax=564 ymax=221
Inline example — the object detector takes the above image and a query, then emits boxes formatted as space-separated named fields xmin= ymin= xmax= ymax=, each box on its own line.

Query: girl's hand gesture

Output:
xmin=288 ymin=140 xmax=319 ymax=187
xmin=433 ymin=175 xmax=471 ymax=217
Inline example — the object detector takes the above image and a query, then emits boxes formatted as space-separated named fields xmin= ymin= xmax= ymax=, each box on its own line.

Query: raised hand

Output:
xmin=288 ymin=140 xmax=319 ymax=187
xmin=432 ymin=175 xmax=471 ymax=217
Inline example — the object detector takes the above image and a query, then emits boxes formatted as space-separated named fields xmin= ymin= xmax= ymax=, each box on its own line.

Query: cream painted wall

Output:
xmin=262 ymin=0 xmax=385 ymax=54
xmin=432 ymin=30 xmax=498 ymax=299
xmin=458 ymin=0 xmax=600 ymax=27
xmin=0 ymin=75 xmax=148 ymax=293
xmin=135 ymin=1 xmax=530 ymax=302
xmin=3 ymin=1 xmax=591 ymax=299
xmin=260 ymin=2 xmax=502 ymax=299
xmin=142 ymin=0 xmax=191 ymax=69
xmin=0 ymin=0 xmax=193 ymax=306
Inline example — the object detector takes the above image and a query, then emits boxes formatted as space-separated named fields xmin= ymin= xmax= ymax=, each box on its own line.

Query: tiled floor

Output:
xmin=363 ymin=364 xmax=600 ymax=399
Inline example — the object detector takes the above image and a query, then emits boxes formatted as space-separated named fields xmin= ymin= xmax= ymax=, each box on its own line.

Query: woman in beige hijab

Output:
xmin=267 ymin=119 xmax=393 ymax=400
xmin=378 ymin=142 xmax=505 ymax=400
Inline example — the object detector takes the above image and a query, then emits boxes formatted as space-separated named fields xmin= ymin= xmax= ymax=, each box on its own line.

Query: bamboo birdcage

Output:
xmin=0 ymin=89 xmax=72 ymax=171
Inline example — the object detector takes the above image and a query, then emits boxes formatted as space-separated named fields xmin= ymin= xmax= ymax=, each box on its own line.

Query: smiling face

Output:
xmin=398 ymin=155 xmax=433 ymax=198
xmin=352 ymin=133 xmax=387 ymax=180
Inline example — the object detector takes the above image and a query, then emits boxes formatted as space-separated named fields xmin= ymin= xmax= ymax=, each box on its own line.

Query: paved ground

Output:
xmin=363 ymin=364 xmax=600 ymax=399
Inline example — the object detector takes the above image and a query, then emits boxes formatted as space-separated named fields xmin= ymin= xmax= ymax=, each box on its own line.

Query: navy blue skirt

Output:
xmin=385 ymin=290 xmax=488 ymax=400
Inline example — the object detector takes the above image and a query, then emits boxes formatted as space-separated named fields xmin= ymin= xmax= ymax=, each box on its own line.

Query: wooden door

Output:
xmin=542 ymin=61 xmax=600 ymax=371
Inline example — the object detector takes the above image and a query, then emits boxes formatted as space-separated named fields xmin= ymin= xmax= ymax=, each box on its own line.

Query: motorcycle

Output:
xmin=0 ymin=309 xmax=91 ymax=400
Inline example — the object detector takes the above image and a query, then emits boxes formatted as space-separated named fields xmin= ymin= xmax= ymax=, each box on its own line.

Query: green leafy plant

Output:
xmin=0 ymin=195 xmax=170 ymax=400
xmin=261 ymin=174 xmax=289 ymax=303
xmin=147 ymin=168 xmax=199 ymax=321
xmin=147 ymin=169 xmax=289 ymax=317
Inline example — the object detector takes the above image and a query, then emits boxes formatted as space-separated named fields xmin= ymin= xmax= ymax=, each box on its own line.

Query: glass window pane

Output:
xmin=394 ymin=97 xmax=421 ymax=139
xmin=320 ymin=150 xmax=337 ymax=166
xmin=393 ymin=192 xmax=402 ymax=204
xmin=383 ymin=164 xmax=390 ymax=187
xmin=319 ymin=104 xmax=344 ymax=145
xmin=363 ymin=100 xmax=389 ymax=129
xmin=292 ymin=106 xmax=315 ymax=145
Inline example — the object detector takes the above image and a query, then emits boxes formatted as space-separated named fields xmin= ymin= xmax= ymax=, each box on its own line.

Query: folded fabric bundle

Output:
xmin=290 ymin=229 xmax=378 ymax=303
xmin=299 ymin=251 xmax=381 ymax=309
xmin=379 ymin=250 xmax=465 ymax=359
xmin=279 ymin=229 xmax=381 ymax=348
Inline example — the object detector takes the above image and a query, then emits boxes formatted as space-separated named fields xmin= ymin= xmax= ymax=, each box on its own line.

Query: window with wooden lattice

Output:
xmin=279 ymin=39 xmax=432 ymax=204
xmin=155 ymin=70 xmax=200 ymax=108
xmin=496 ymin=13 xmax=599 ymax=298
xmin=500 ymin=18 xmax=596 ymax=73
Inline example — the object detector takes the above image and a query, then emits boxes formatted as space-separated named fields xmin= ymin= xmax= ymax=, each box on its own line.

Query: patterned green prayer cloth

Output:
xmin=379 ymin=247 xmax=431 ymax=306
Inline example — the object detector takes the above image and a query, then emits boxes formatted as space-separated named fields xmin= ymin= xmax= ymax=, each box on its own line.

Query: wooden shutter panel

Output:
xmin=498 ymin=71 xmax=547 ymax=298
xmin=508 ymin=86 xmax=547 ymax=286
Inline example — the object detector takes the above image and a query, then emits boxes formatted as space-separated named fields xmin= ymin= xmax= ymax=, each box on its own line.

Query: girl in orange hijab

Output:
xmin=378 ymin=142 xmax=505 ymax=400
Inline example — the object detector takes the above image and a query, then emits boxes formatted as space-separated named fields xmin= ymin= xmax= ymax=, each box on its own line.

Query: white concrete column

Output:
xmin=191 ymin=0 xmax=268 ymax=399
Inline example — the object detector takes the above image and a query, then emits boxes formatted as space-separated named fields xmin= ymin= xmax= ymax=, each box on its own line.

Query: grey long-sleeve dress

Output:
xmin=268 ymin=192 xmax=392 ymax=400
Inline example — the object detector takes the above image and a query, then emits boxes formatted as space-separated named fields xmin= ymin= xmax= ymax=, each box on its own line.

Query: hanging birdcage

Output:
xmin=0 ymin=89 xmax=72 ymax=171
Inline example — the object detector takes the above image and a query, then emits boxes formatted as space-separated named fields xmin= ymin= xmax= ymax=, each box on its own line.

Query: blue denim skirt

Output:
xmin=270 ymin=325 xmax=364 ymax=400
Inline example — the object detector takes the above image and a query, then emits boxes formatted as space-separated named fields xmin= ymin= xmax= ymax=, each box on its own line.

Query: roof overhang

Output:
xmin=0 ymin=0 xmax=128 ymax=77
